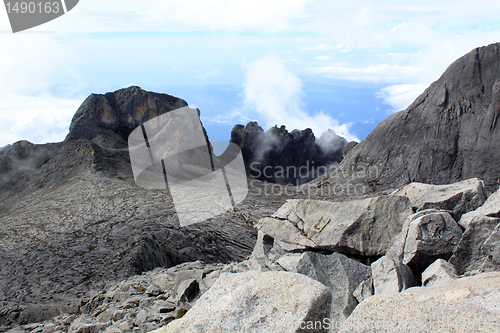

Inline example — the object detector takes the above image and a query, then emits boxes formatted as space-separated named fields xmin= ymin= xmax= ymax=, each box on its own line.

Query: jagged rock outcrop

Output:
xmin=385 ymin=209 xmax=463 ymax=276
xmin=391 ymin=178 xmax=488 ymax=221
xmin=313 ymin=43 xmax=500 ymax=192
xmin=65 ymin=86 xmax=190 ymax=148
xmin=230 ymin=122 xmax=347 ymax=185
xmin=255 ymin=195 xmax=413 ymax=257
xmin=0 ymin=87 xmax=294 ymax=328
xmin=275 ymin=252 xmax=371 ymax=326
xmin=459 ymin=186 xmax=500 ymax=228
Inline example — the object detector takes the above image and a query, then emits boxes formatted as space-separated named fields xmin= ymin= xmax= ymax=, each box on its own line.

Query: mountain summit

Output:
xmin=316 ymin=42 xmax=500 ymax=191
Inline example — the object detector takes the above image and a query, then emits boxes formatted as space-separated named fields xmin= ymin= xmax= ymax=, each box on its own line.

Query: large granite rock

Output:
xmin=459 ymin=186 xmax=500 ymax=229
xmin=231 ymin=122 xmax=347 ymax=185
xmin=339 ymin=272 xmax=500 ymax=333
xmin=386 ymin=210 xmax=463 ymax=275
xmin=157 ymin=270 xmax=332 ymax=333
xmin=391 ymin=178 xmax=488 ymax=220
xmin=313 ymin=43 xmax=500 ymax=191
xmin=371 ymin=256 xmax=415 ymax=295
xmin=421 ymin=259 xmax=458 ymax=287
xmin=276 ymin=252 xmax=371 ymax=326
xmin=65 ymin=86 xmax=189 ymax=148
xmin=256 ymin=195 xmax=413 ymax=257
xmin=450 ymin=215 xmax=500 ymax=275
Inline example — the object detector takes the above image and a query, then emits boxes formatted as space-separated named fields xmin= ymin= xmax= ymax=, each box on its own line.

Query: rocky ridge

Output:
xmin=230 ymin=122 xmax=347 ymax=185
xmin=311 ymin=42 xmax=500 ymax=192
xmin=2 ymin=43 xmax=500 ymax=332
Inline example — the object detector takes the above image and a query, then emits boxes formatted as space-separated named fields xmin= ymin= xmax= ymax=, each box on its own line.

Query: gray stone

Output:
xmin=146 ymin=285 xmax=161 ymax=297
xmin=339 ymin=272 xmax=500 ymax=333
xmin=386 ymin=210 xmax=462 ymax=274
xmin=353 ymin=278 xmax=374 ymax=303
xmin=156 ymin=271 xmax=332 ymax=333
xmin=449 ymin=215 xmax=500 ymax=275
xmin=277 ymin=252 xmax=371 ymax=325
xmin=459 ymin=187 xmax=500 ymax=229
xmin=256 ymin=195 xmax=413 ymax=257
xmin=312 ymin=43 xmax=500 ymax=192
xmin=391 ymin=178 xmax=488 ymax=220
xmin=421 ymin=259 xmax=457 ymax=287
xmin=372 ymin=256 xmax=415 ymax=295
xmin=175 ymin=279 xmax=199 ymax=303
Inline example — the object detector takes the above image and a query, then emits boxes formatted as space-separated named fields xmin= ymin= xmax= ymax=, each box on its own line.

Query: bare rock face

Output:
xmin=459 ymin=186 xmax=500 ymax=229
xmin=339 ymin=272 xmax=500 ymax=333
xmin=230 ymin=122 xmax=347 ymax=185
xmin=386 ymin=210 xmax=463 ymax=276
xmin=313 ymin=43 xmax=500 ymax=192
xmin=65 ymin=86 xmax=189 ymax=148
xmin=391 ymin=178 xmax=488 ymax=221
xmin=421 ymin=259 xmax=458 ymax=287
xmin=0 ymin=87 xmax=269 ymax=327
xmin=450 ymin=215 xmax=500 ymax=275
xmin=157 ymin=270 xmax=332 ymax=333
xmin=256 ymin=195 xmax=413 ymax=257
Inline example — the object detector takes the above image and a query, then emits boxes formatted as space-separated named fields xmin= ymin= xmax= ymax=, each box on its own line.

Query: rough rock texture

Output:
xmin=157 ymin=270 xmax=332 ymax=333
xmin=256 ymin=196 xmax=413 ymax=257
xmin=391 ymin=178 xmax=488 ymax=220
xmin=353 ymin=278 xmax=374 ymax=303
xmin=1 ymin=261 xmax=241 ymax=333
xmin=450 ymin=215 xmax=500 ymax=275
xmin=0 ymin=87 xmax=298 ymax=327
xmin=275 ymin=252 xmax=371 ymax=326
xmin=65 ymin=86 xmax=189 ymax=148
xmin=421 ymin=259 xmax=458 ymax=287
xmin=230 ymin=122 xmax=346 ymax=185
xmin=459 ymin=186 xmax=500 ymax=229
xmin=312 ymin=43 xmax=500 ymax=192
xmin=386 ymin=210 xmax=463 ymax=275
xmin=339 ymin=272 xmax=500 ymax=333
xmin=371 ymin=256 xmax=415 ymax=295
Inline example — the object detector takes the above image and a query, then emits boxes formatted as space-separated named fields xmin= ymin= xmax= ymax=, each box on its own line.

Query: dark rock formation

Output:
xmin=230 ymin=122 xmax=347 ymax=185
xmin=314 ymin=42 xmax=500 ymax=192
xmin=65 ymin=86 xmax=189 ymax=148
xmin=0 ymin=86 xmax=295 ymax=328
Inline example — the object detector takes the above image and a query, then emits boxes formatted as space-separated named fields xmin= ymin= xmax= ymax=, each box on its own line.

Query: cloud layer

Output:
xmin=243 ymin=54 xmax=358 ymax=141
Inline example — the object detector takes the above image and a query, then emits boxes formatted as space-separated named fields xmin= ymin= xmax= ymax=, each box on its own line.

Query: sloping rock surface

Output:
xmin=313 ymin=43 xmax=500 ymax=191
xmin=459 ymin=186 xmax=500 ymax=228
xmin=0 ymin=87 xmax=294 ymax=327
xmin=256 ymin=196 xmax=413 ymax=257
xmin=157 ymin=270 xmax=332 ymax=333
xmin=339 ymin=272 xmax=500 ymax=333
xmin=391 ymin=178 xmax=488 ymax=220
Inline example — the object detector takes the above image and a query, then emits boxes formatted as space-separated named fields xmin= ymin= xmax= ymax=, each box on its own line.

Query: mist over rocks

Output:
xmin=230 ymin=121 xmax=348 ymax=185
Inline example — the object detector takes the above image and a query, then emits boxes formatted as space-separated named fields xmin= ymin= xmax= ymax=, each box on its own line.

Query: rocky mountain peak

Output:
xmin=316 ymin=42 xmax=500 ymax=191
xmin=65 ymin=86 xmax=189 ymax=148
xmin=230 ymin=121 xmax=347 ymax=185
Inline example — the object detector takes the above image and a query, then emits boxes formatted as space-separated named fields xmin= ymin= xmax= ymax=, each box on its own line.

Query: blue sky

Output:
xmin=1 ymin=0 xmax=500 ymax=146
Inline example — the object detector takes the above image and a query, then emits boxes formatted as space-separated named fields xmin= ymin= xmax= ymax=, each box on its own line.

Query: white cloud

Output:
xmin=376 ymin=84 xmax=427 ymax=112
xmin=300 ymin=44 xmax=334 ymax=51
xmin=196 ymin=68 xmax=222 ymax=79
xmin=0 ymin=93 xmax=83 ymax=147
xmin=307 ymin=64 xmax=423 ymax=83
xmin=314 ymin=56 xmax=333 ymax=60
xmin=243 ymin=54 xmax=358 ymax=141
